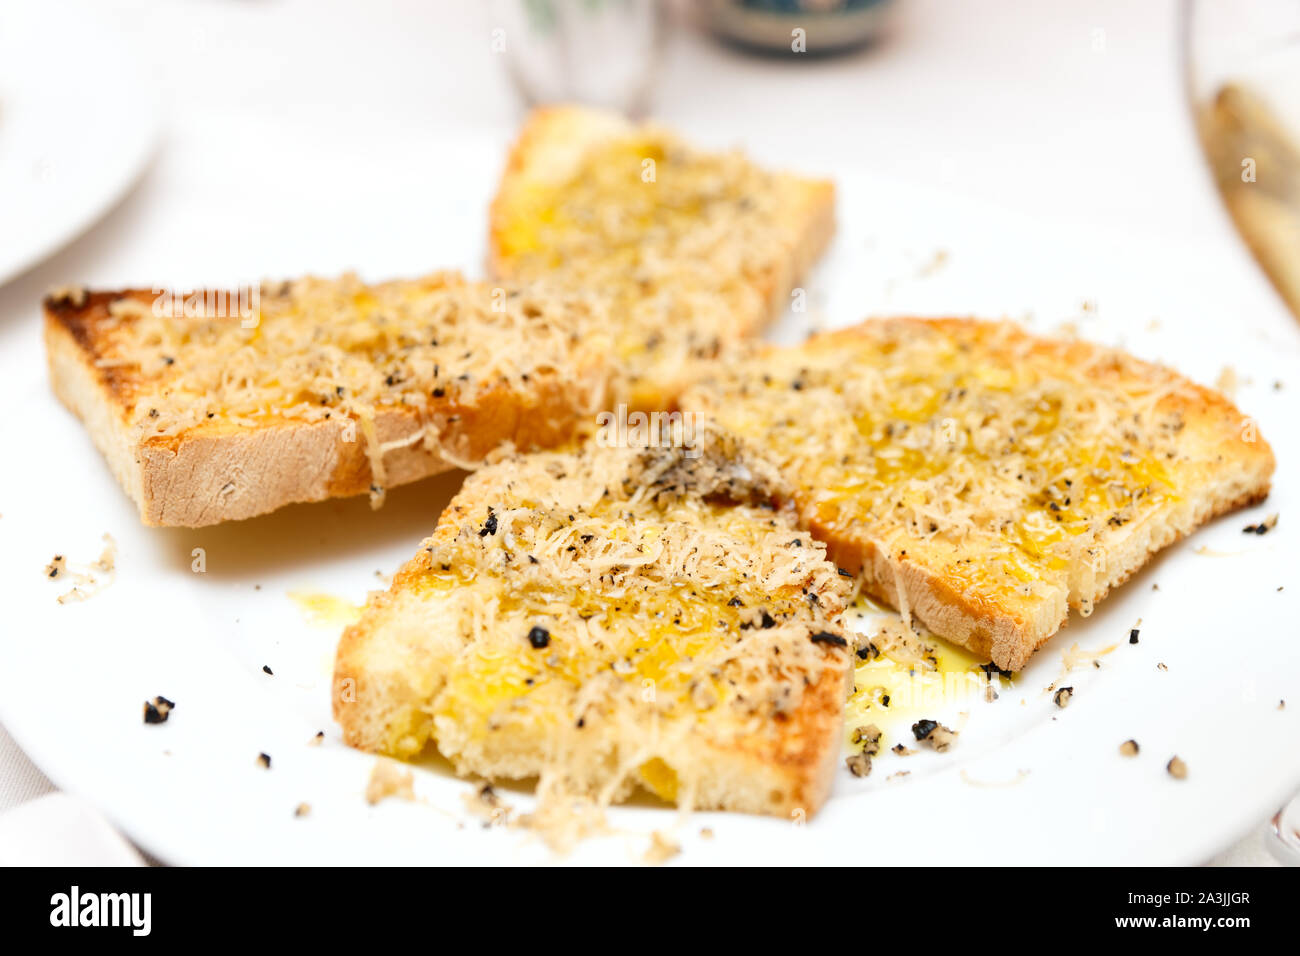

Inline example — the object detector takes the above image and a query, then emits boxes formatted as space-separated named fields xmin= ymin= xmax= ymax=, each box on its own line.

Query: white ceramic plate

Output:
xmin=0 ymin=130 xmax=1297 ymax=864
xmin=0 ymin=0 xmax=161 ymax=289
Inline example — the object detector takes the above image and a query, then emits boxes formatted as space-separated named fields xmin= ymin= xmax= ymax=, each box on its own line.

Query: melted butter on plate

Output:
xmin=843 ymin=597 xmax=1008 ymax=747
xmin=288 ymin=590 xmax=363 ymax=629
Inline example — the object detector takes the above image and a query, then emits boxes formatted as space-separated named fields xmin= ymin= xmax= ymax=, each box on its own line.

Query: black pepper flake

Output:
xmin=479 ymin=510 xmax=498 ymax=537
xmin=809 ymin=631 xmax=847 ymax=647
xmin=759 ymin=610 xmax=776 ymax=629
xmin=256 ymin=752 xmax=272 ymax=769
xmin=912 ymin=719 xmax=939 ymax=741
xmin=432 ymin=387 xmax=445 ymax=398
xmin=727 ymin=596 xmax=743 ymax=607
xmin=837 ymin=568 xmax=853 ymax=578
xmin=527 ymin=626 xmax=550 ymax=649
xmin=1129 ymin=628 xmax=1140 ymax=644
xmin=143 ymin=696 xmax=175 ymax=724
xmin=262 ymin=665 xmax=273 ymax=675
xmin=979 ymin=661 xmax=1012 ymax=679
xmin=1053 ymin=686 xmax=1073 ymax=708
xmin=1243 ymin=514 xmax=1279 ymax=535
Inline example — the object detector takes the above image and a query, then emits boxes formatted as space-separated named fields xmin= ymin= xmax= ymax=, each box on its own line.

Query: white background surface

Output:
xmin=0 ymin=0 xmax=1291 ymax=864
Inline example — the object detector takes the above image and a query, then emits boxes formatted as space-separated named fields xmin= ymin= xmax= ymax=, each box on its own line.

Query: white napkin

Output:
xmin=0 ymin=793 xmax=144 ymax=866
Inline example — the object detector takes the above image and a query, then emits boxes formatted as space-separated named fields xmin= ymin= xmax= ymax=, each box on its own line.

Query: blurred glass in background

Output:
xmin=491 ymin=0 xmax=666 ymax=116
xmin=1185 ymin=0 xmax=1300 ymax=320
xmin=1186 ymin=0 xmax=1300 ymax=865
xmin=490 ymin=0 xmax=894 ymax=116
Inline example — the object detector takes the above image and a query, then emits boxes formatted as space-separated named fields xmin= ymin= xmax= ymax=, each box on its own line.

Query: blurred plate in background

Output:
xmin=0 ymin=0 xmax=161 ymax=289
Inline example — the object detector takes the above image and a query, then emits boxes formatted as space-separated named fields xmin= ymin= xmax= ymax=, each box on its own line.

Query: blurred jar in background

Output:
xmin=1186 ymin=0 xmax=1300 ymax=319
xmin=491 ymin=0 xmax=665 ymax=116
xmin=702 ymin=0 xmax=895 ymax=54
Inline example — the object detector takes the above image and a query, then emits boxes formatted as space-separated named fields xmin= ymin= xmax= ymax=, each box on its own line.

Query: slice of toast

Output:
xmin=333 ymin=429 xmax=854 ymax=818
xmin=683 ymin=318 xmax=1275 ymax=671
xmin=44 ymin=273 xmax=609 ymax=527
xmin=489 ymin=105 xmax=836 ymax=410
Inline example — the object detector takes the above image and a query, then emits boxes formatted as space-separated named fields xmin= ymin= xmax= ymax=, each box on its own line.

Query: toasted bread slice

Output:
xmin=333 ymin=430 xmax=854 ymax=818
xmin=489 ymin=105 xmax=836 ymax=410
xmin=683 ymin=318 xmax=1275 ymax=671
xmin=44 ymin=273 xmax=609 ymax=527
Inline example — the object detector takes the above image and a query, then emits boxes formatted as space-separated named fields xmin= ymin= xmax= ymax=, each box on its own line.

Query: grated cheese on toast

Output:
xmin=44 ymin=272 xmax=611 ymax=525
xmin=490 ymin=106 xmax=835 ymax=411
xmin=683 ymin=318 xmax=1275 ymax=670
xmin=333 ymin=427 xmax=854 ymax=819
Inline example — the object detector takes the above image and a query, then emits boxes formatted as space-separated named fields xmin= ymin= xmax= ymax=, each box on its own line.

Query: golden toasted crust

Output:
xmin=333 ymin=434 xmax=854 ymax=818
xmin=684 ymin=318 xmax=1276 ymax=671
xmin=44 ymin=279 xmax=608 ymax=527
xmin=488 ymin=105 xmax=836 ymax=410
